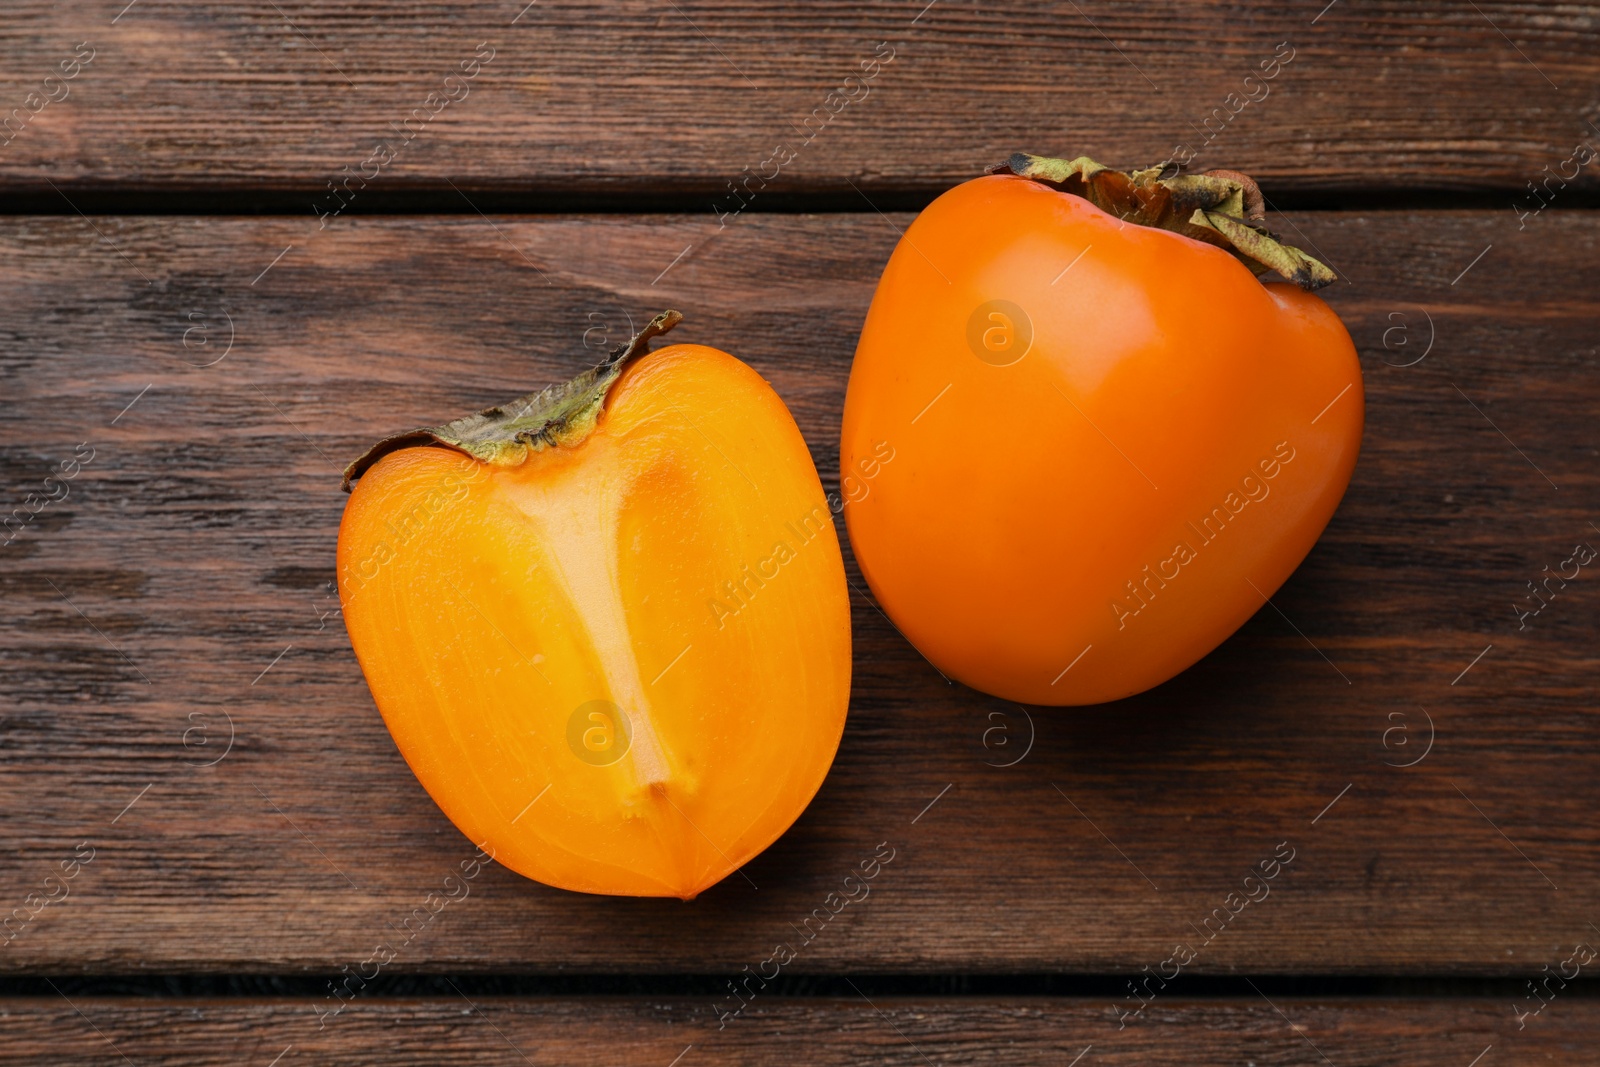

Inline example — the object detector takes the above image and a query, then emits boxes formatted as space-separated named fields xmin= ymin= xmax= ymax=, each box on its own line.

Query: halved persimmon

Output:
xmin=338 ymin=312 xmax=851 ymax=898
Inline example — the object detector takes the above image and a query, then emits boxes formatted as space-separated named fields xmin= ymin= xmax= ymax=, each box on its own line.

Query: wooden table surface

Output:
xmin=3 ymin=2 xmax=1598 ymax=1064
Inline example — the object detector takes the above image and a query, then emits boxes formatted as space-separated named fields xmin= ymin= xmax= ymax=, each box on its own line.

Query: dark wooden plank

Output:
xmin=1 ymin=996 xmax=1592 ymax=1065
xmin=0 ymin=210 xmax=1596 ymax=974
xmin=1 ymin=2 xmax=1598 ymax=198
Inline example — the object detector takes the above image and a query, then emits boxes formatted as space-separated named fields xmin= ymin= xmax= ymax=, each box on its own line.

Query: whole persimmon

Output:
xmin=840 ymin=155 xmax=1363 ymax=706
xmin=339 ymin=312 xmax=851 ymax=898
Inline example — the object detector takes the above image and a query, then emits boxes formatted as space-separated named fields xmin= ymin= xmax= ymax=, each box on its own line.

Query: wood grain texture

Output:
xmin=0 ymin=210 xmax=1596 ymax=974
xmin=1 ymin=996 xmax=1594 ymax=1065
xmin=1 ymin=2 xmax=1597 ymax=198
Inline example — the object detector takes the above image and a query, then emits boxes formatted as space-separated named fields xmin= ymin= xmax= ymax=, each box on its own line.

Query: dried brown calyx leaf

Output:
xmin=341 ymin=309 xmax=683 ymax=492
xmin=986 ymin=153 xmax=1336 ymax=291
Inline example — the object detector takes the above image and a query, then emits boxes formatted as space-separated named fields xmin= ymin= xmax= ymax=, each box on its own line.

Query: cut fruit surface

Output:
xmin=339 ymin=341 xmax=851 ymax=897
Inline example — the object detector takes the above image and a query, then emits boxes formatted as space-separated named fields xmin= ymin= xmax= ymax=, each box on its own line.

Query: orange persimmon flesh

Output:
xmin=338 ymin=343 xmax=851 ymax=898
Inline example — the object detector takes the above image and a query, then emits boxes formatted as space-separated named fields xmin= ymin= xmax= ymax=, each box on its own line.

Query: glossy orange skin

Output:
xmin=840 ymin=175 xmax=1363 ymax=705
xmin=339 ymin=344 xmax=851 ymax=897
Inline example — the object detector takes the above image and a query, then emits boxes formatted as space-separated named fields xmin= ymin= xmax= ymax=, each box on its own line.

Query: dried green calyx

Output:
xmin=987 ymin=153 xmax=1336 ymax=291
xmin=341 ymin=309 xmax=683 ymax=492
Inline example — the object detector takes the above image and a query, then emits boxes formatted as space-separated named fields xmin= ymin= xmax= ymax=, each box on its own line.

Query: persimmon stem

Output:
xmin=986 ymin=153 xmax=1334 ymax=290
xmin=342 ymin=310 xmax=683 ymax=492
xmin=1199 ymin=169 xmax=1267 ymax=222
